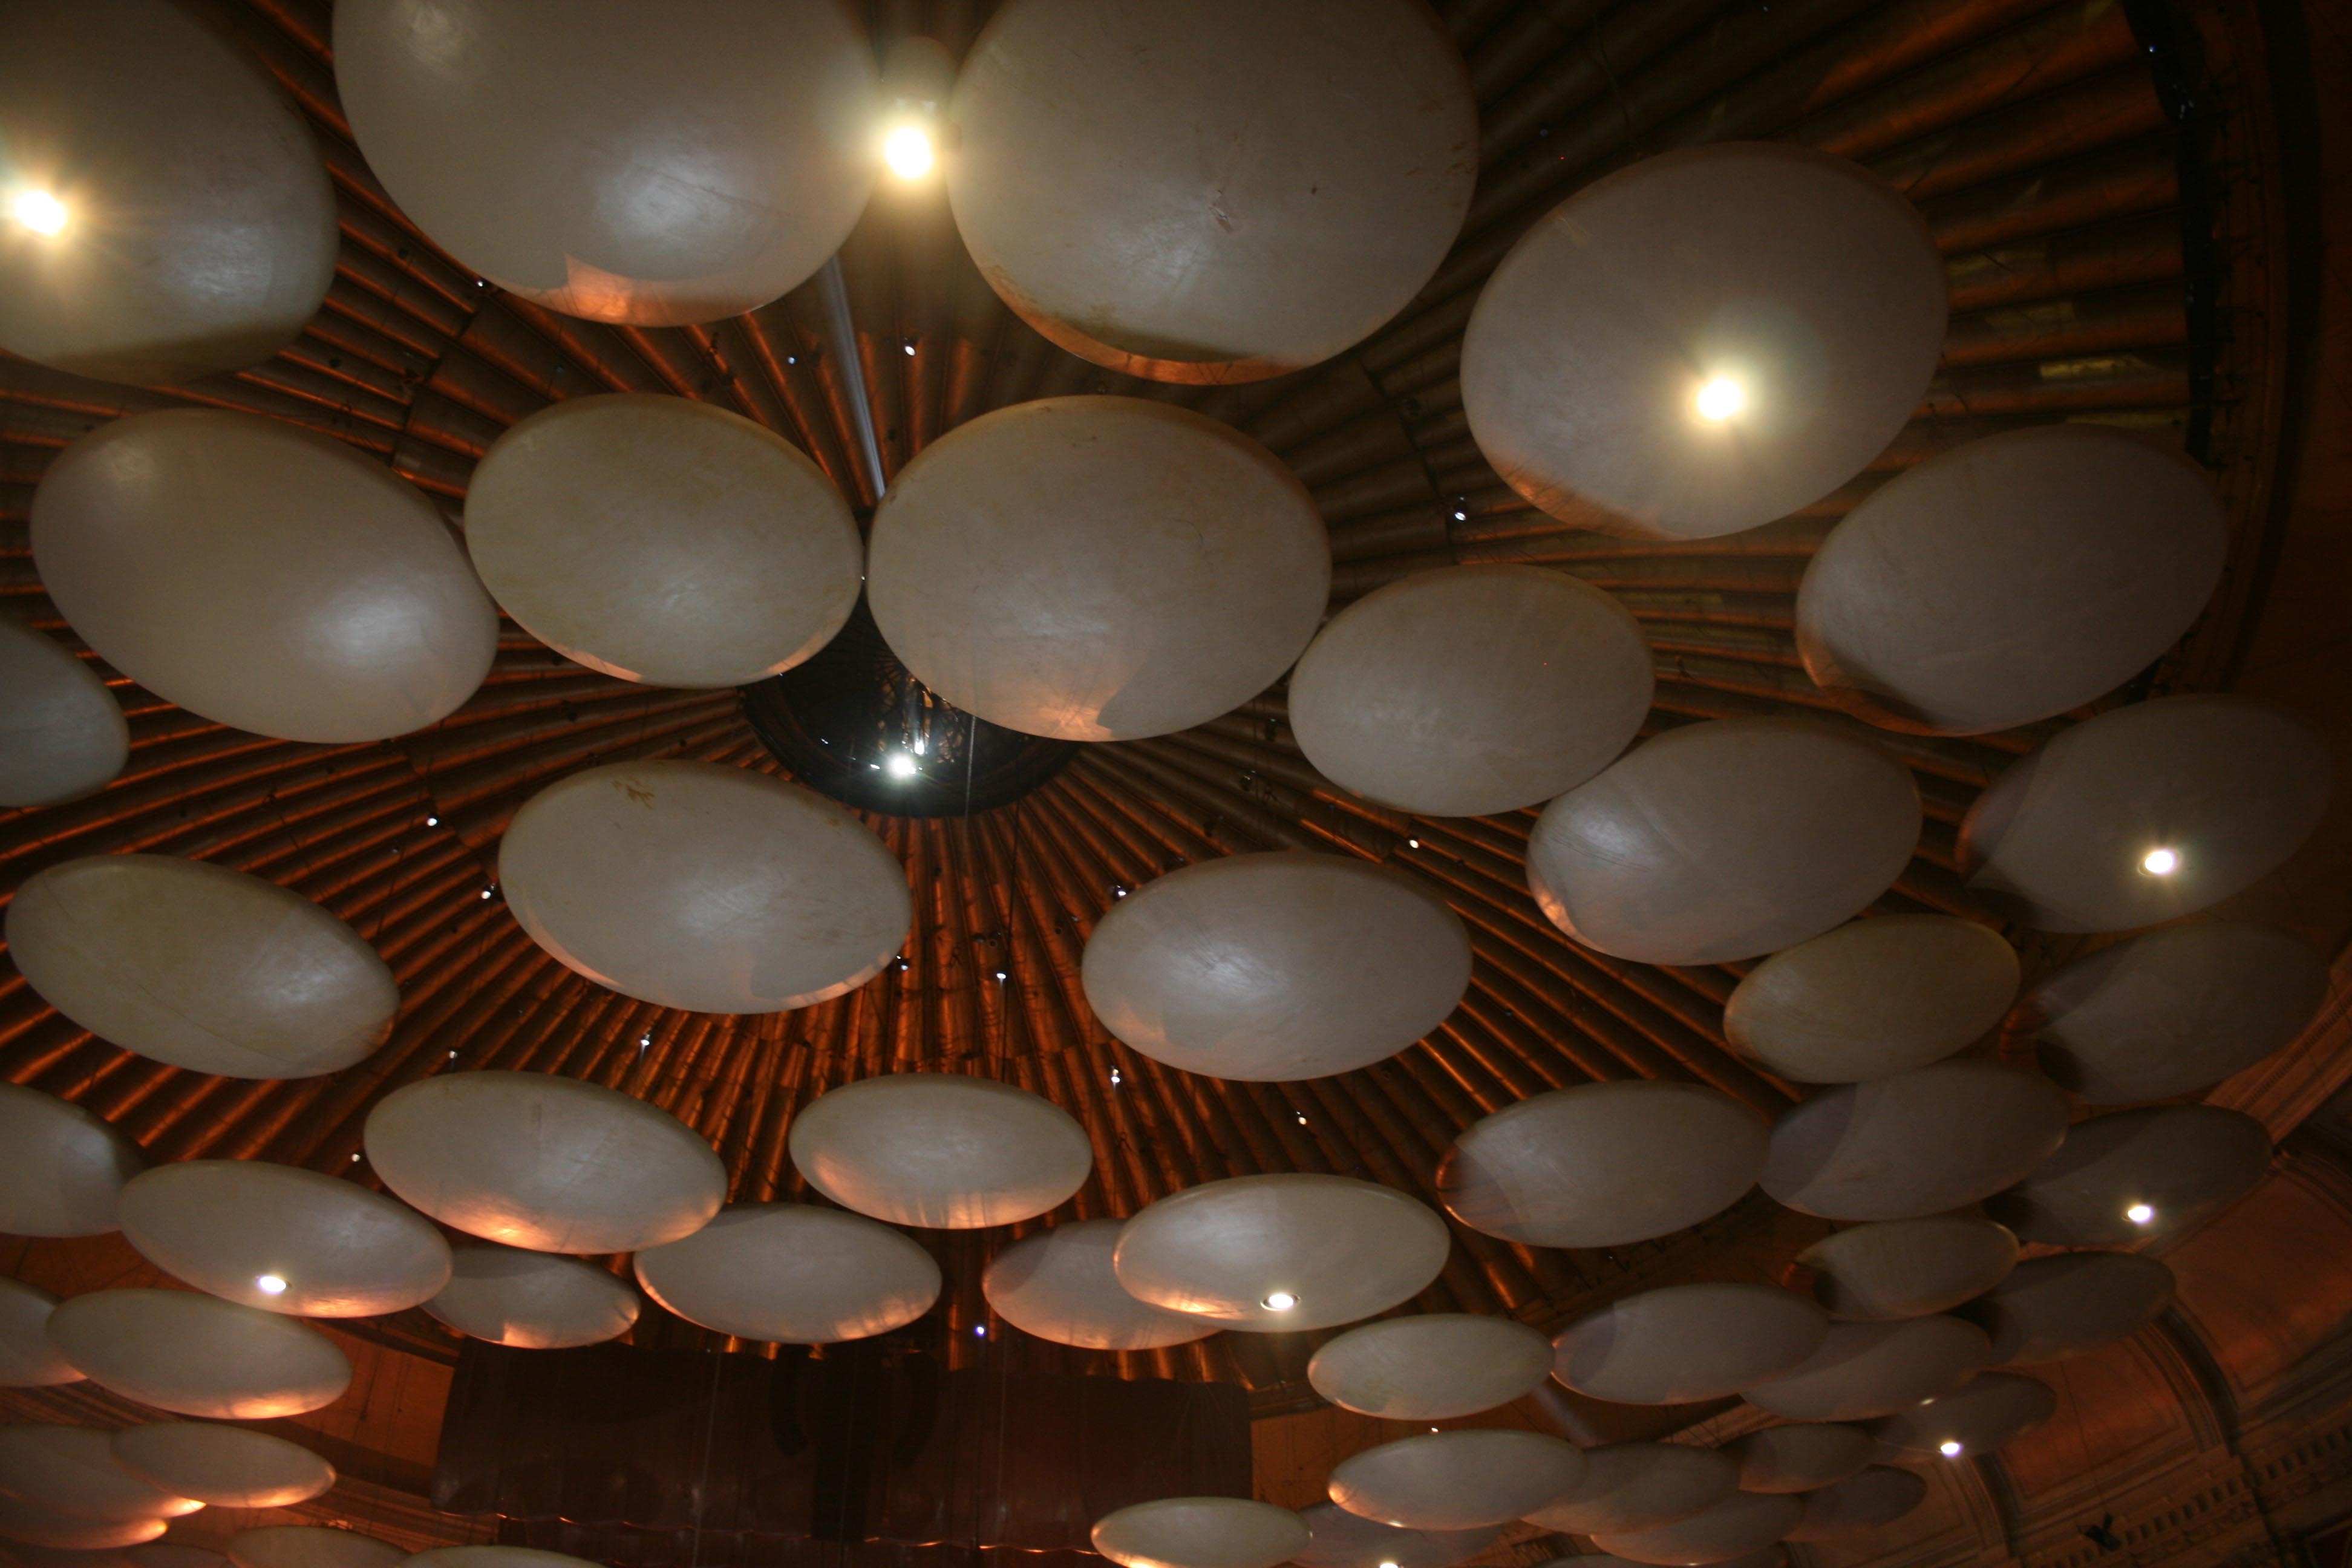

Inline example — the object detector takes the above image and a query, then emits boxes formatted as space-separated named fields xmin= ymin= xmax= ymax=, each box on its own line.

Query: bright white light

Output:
xmin=883 ymin=123 xmax=935 ymax=180
xmin=11 ymin=189 xmax=68 ymax=236
xmin=1406 ymin=838 xmax=1420 ymax=849
xmin=973 ymin=1324 xmax=988 ymax=1338
xmin=1694 ymin=376 xmax=1745 ymax=422
xmin=1939 ymin=1440 xmax=1964 ymax=1459
xmin=425 ymin=815 xmax=439 ymax=826
xmin=885 ymin=751 xmax=918 ymax=780
xmin=2126 ymin=1202 xmax=2156 ymax=1225
xmin=2141 ymin=846 xmax=2180 ymax=876
xmin=1379 ymin=1560 xmax=1401 ymax=1568
xmin=480 ymin=888 xmax=494 ymax=900
xmin=255 ymin=1274 xmax=289 ymax=1296
xmin=1261 ymin=1290 xmax=1298 ymax=1312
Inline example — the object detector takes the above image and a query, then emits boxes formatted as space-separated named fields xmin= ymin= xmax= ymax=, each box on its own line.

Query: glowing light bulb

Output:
xmin=255 ymin=1274 xmax=289 ymax=1296
xmin=1693 ymin=376 xmax=1745 ymax=422
xmin=1261 ymin=1290 xmax=1298 ymax=1312
xmin=1380 ymin=1560 xmax=1402 ymax=1568
xmin=11 ymin=189 xmax=68 ymax=236
xmin=883 ymin=123 xmax=935 ymax=180
xmin=2126 ymin=1202 xmax=2155 ymax=1225
xmin=2140 ymin=846 xmax=2180 ymax=876
xmin=1939 ymin=1440 xmax=1963 ymax=1459
xmin=885 ymin=751 xmax=918 ymax=779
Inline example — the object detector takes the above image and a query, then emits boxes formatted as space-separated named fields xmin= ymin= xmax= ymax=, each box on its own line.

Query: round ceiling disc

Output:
xmin=1959 ymin=695 xmax=2333 ymax=932
xmin=787 ymin=1073 xmax=1093 ymax=1229
xmin=0 ymin=621 xmax=126 ymax=809
xmin=1988 ymin=1105 xmax=2271 ymax=1247
xmin=1553 ymin=1284 xmax=1828 ymax=1406
xmin=0 ymin=0 xmax=336 ymax=385
xmin=0 ymin=1501 xmax=167 ymax=1550
xmin=1463 ymin=144 xmax=1944 ymax=543
xmin=1527 ymin=718 xmax=1920 ymax=965
xmin=1742 ymin=1316 xmax=1991 ymax=1422
xmin=1798 ymin=1217 xmax=2019 ymax=1321
xmin=109 ymin=1425 xmax=332 ymax=1509
xmin=333 ymin=1 xmax=875 ymax=325
xmin=1524 ymin=1443 xmax=1740 ymax=1535
xmin=949 ymin=0 xmax=1474 ymax=383
xmin=2030 ymin=923 xmax=2330 ymax=1104
xmin=405 ymin=1550 xmax=600 ymax=1568
xmin=1113 ymin=1175 xmax=1451 ymax=1333
xmin=1328 ymin=1429 xmax=1585 ymax=1531
xmin=1797 ymin=426 xmax=2226 ymax=735
xmin=1080 ymin=852 xmax=1471 ymax=1082
xmin=1869 ymin=1371 xmax=2055 ymax=1459
xmin=0 ymin=1085 xmax=142 ymax=1237
xmin=1785 ymin=1467 xmax=1927 ymax=1541
xmin=1305 ymin=1314 xmax=1552 ymax=1421
xmin=1438 ymin=1080 xmax=1765 ymax=1249
xmin=1719 ymin=1424 xmax=1873 ymax=1494
xmin=226 ymin=1529 xmax=405 ymax=1568
xmin=44 ymin=1290 xmax=349 ymax=1419
xmin=498 ymin=760 xmax=911 ymax=1014
xmin=0 ymin=1426 xmax=200 ymax=1521
xmin=30 ymin=411 xmax=497 ymax=744
xmin=868 ymin=398 xmax=1329 ymax=741
xmin=117 ymin=1160 xmax=451 ymax=1316
xmin=1723 ymin=916 xmax=2019 ymax=1083
xmin=423 ymin=1244 xmax=641 ymax=1350
xmin=1091 ymin=1498 xmax=1308 ymax=1568
xmin=1762 ymin=1061 xmax=2068 ymax=1221
xmin=1287 ymin=566 xmax=1655 ymax=817
xmin=1964 ymin=1252 xmax=2175 ymax=1365
xmin=1590 ymin=1492 xmax=1805 ymax=1567
xmin=363 ymin=1072 xmax=725 ymax=1254
xmin=633 ymin=1203 xmax=941 ymax=1344
xmin=7 ymin=856 xmax=398 ymax=1080
xmin=1290 ymin=1504 xmax=1499 ymax=1568
xmin=464 ymin=395 xmax=861 ymax=688
xmin=981 ymin=1220 xmax=1216 ymax=1351
xmin=128 ymin=1543 xmax=228 ymax=1568
xmin=0 ymin=1281 xmax=79 ymax=1388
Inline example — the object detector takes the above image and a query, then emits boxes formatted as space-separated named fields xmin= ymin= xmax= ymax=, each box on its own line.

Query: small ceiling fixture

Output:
xmin=1260 ymin=1290 xmax=1298 ymax=1311
xmin=1693 ymin=375 xmax=1745 ymax=422
xmin=10 ymin=188 xmax=68 ymax=236
xmin=885 ymin=751 xmax=919 ymax=779
xmin=255 ymin=1273 xmax=289 ymax=1295
xmin=2126 ymin=1202 xmax=2156 ymax=1225
xmin=2141 ymin=846 xmax=2181 ymax=876
xmin=1939 ymin=1440 xmax=1964 ymax=1458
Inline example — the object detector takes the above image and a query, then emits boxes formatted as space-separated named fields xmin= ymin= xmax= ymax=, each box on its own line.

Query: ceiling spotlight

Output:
xmin=255 ymin=1274 xmax=289 ymax=1296
xmin=480 ymin=887 xmax=494 ymax=900
xmin=2126 ymin=1202 xmax=2156 ymax=1225
xmin=1406 ymin=838 xmax=1420 ymax=849
xmin=1109 ymin=1068 xmax=1122 ymax=1086
xmin=885 ymin=751 xmax=919 ymax=780
xmin=883 ymin=123 xmax=935 ymax=180
xmin=2140 ymin=846 xmax=2180 ymax=876
xmin=973 ymin=1324 xmax=988 ymax=1338
xmin=1693 ymin=376 xmax=1745 ymax=422
xmin=10 ymin=189 xmax=68 ymax=237
xmin=1380 ymin=1560 xmax=1402 ymax=1568
xmin=1939 ymin=1440 xmax=1964 ymax=1458
xmin=1260 ymin=1290 xmax=1298 ymax=1312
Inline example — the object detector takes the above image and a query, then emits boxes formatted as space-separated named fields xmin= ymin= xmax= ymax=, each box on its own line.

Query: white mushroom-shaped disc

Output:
xmin=1762 ymin=1062 xmax=2068 ymax=1221
xmin=0 ymin=1282 xmax=79 ymax=1388
xmin=1988 ymin=1105 xmax=2271 ymax=1248
xmin=128 ymin=1543 xmax=228 ymax=1568
xmin=1287 ymin=566 xmax=1654 ymax=816
xmin=787 ymin=1073 xmax=1092 ymax=1229
xmin=1290 ymin=1504 xmax=1498 ymax=1568
xmin=1553 ymin=1284 xmax=1829 ymax=1405
xmin=1463 ymin=145 xmax=1944 ymax=543
xmin=1306 ymin=1315 xmax=1553 ymax=1420
xmin=0 ymin=622 xmax=126 ymax=808
xmin=0 ymin=1085 xmax=143 ymax=1237
xmin=116 ymin=1160 xmax=450 ymax=1316
xmin=0 ymin=0 xmax=335 ymax=385
xmin=31 ymin=411 xmax=497 ymax=743
xmin=1091 ymin=1498 xmax=1309 ymax=1568
xmin=1797 ymin=427 xmax=2226 ymax=735
xmin=423 ymin=1243 xmax=640 ymax=1350
xmin=463 ymin=395 xmax=860 ymax=688
xmin=333 ymin=1 xmax=874 ymax=325
xmin=1963 ymin=1253 xmax=2175 ymax=1365
xmin=1113 ymin=1175 xmax=1450 ymax=1332
xmin=949 ymin=0 xmax=1474 ymax=383
xmin=1437 ymin=1082 xmax=1765 ymax=1248
xmin=1723 ymin=916 xmax=2019 ymax=1083
xmin=498 ymin=760 xmax=910 ymax=1013
xmin=227 ymin=1529 xmax=404 ymax=1568
xmin=0 ymin=1426 xmax=200 ymax=1521
xmin=1785 ymin=1468 xmax=1927 ymax=1540
xmin=43 ymin=1290 xmax=349 ymax=1418
xmin=1798 ymin=1218 xmax=2019 ymax=1321
xmin=1329 ymin=1431 xmax=1586 ymax=1531
xmin=1590 ymin=1492 xmax=1805 ymax=1567
xmin=869 ymin=398 xmax=1329 ymax=741
xmin=1742 ymin=1318 xmax=1991 ymax=1422
xmin=1719 ymin=1425 xmax=1873 ymax=1494
xmin=633 ymin=1204 xmax=940 ymax=1344
xmin=0 ymin=1503 xmax=166 ymax=1550
xmin=1529 ymin=719 xmax=1920 ymax=964
xmin=1080 ymin=852 xmax=1470 ymax=1081
xmin=2029 ymin=923 xmax=2330 ymax=1104
xmin=1525 ymin=1444 xmax=1740 ymax=1535
xmin=108 ymin=1425 xmax=332 ymax=1509
xmin=981 ymin=1221 xmax=1216 ymax=1351
xmin=6 ymin=857 xmax=398 ymax=1080
xmin=364 ymin=1073 xmax=725 ymax=1253
xmin=1959 ymin=696 xmax=2333 ymax=932
xmin=405 ymin=1550 xmax=601 ymax=1568
xmin=1869 ymin=1373 xmax=2054 ymax=1459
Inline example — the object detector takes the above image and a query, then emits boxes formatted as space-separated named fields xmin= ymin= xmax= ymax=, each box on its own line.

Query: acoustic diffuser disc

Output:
xmin=1963 ymin=1253 xmax=2175 ymax=1365
xmin=1327 ymin=1430 xmax=1586 ymax=1530
xmin=1797 ymin=1217 xmax=2019 ymax=1321
xmin=1869 ymin=1373 xmax=2054 ymax=1459
xmin=633 ymin=1204 xmax=941 ymax=1344
xmin=0 ymin=1282 xmax=78 ymax=1388
xmin=1762 ymin=1062 xmax=2068 ymax=1221
xmin=1741 ymin=1317 xmax=1992 ymax=1422
xmin=1080 ymin=852 xmax=1471 ymax=1081
xmin=0 ymin=620 xmax=126 ymax=808
xmin=1722 ymin=916 xmax=2019 ymax=1083
xmin=226 ymin=1529 xmax=405 ymax=1568
xmin=1552 ymin=1284 xmax=1828 ymax=1406
xmin=423 ymin=1244 xmax=641 ymax=1350
xmin=0 ymin=1503 xmax=166 ymax=1550
xmin=1524 ymin=1443 xmax=1740 ymax=1535
xmin=1589 ymin=1492 xmax=1803 ymax=1567
xmin=0 ymin=1085 xmax=143 ymax=1238
xmin=0 ymin=1426 xmax=200 ymax=1521
xmin=788 ymin=1073 xmax=1093 ymax=1229
xmin=1091 ymin=1499 xmax=1310 ymax=1568
xmin=1783 ymin=1468 xmax=1926 ymax=1540
xmin=1718 ymin=1425 xmax=1873 ymax=1494
xmin=108 ymin=1425 xmax=332 ymax=1509
xmin=1462 ymin=145 xmax=1944 ymax=541
xmin=981 ymin=1221 xmax=1217 ymax=1352
xmin=1305 ymin=1315 xmax=1553 ymax=1421
xmin=1987 ymin=1105 xmax=2271 ymax=1247
xmin=43 ymin=1291 xmax=350 ymax=1419
xmin=1290 ymin=1504 xmax=1499 ymax=1568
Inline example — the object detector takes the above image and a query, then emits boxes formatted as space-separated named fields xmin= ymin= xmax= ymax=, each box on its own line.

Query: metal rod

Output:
xmin=816 ymin=253 xmax=889 ymax=501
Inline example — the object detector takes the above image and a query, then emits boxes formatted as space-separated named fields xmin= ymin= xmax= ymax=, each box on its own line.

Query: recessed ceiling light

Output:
xmin=2140 ymin=846 xmax=2180 ymax=876
xmin=1693 ymin=375 xmax=1745 ymax=422
xmin=10 ymin=189 xmax=68 ymax=236
xmin=2126 ymin=1202 xmax=2156 ymax=1225
xmin=883 ymin=123 xmax=935 ymax=180
xmin=255 ymin=1273 xmax=289 ymax=1296
xmin=1260 ymin=1290 xmax=1298 ymax=1312
xmin=1939 ymin=1440 xmax=1963 ymax=1458
xmin=885 ymin=751 xmax=918 ymax=779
